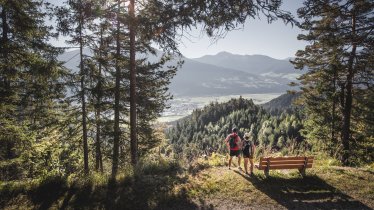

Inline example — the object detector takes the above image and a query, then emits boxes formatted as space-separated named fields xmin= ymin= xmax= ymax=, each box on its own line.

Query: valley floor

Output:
xmin=1 ymin=158 xmax=373 ymax=210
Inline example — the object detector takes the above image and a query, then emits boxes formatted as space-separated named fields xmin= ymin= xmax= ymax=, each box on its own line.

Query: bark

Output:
xmin=95 ymin=27 xmax=104 ymax=173
xmin=341 ymin=11 xmax=357 ymax=166
xmin=1 ymin=5 xmax=10 ymax=95
xmin=331 ymin=65 xmax=337 ymax=156
xmin=112 ymin=0 xmax=121 ymax=178
xmin=79 ymin=0 xmax=89 ymax=174
xmin=129 ymin=0 xmax=138 ymax=166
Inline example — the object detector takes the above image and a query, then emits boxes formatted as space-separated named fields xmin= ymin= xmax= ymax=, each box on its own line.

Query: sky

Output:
xmin=49 ymin=0 xmax=307 ymax=60
xmin=177 ymin=0 xmax=306 ymax=59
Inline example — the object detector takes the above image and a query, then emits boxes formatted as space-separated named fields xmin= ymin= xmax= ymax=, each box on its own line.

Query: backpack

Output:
xmin=229 ymin=134 xmax=237 ymax=148
xmin=243 ymin=140 xmax=253 ymax=155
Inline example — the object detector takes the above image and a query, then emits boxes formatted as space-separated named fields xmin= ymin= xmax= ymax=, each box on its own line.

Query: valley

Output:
xmin=158 ymin=93 xmax=282 ymax=122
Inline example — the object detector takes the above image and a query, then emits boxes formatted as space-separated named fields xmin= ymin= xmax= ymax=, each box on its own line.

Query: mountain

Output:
xmin=57 ymin=49 xmax=296 ymax=97
xmin=170 ymin=58 xmax=290 ymax=96
xmin=261 ymin=92 xmax=301 ymax=115
xmin=193 ymin=51 xmax=302 ymax=81
xmin=57 ymin=48 xmax=91 ymax=71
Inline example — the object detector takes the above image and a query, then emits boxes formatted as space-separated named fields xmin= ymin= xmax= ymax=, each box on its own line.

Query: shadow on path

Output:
xmin=234 ymin=171 xmax=371 ymax=210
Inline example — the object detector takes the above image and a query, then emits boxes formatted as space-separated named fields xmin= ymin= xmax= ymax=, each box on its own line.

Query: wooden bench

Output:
xmin=255 ymin=156 xmax=314 ymax=177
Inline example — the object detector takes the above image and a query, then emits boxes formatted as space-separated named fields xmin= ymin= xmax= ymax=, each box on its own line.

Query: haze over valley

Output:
xmin=59 ymin=50 xmax=300 ymax=121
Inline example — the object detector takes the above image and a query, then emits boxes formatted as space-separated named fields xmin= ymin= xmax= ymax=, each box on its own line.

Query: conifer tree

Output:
xmin=0 ymin=0 xmax=67 ymax=179
xmin=111 ymin=0 xmax=123 ymax=178
xmin=85 ymin=4 xmax=112 ymax=172
xmin=55 ymin=0 xmax=98 ymax=174
xmin=293 ymin=0 xmax=374 ymax=165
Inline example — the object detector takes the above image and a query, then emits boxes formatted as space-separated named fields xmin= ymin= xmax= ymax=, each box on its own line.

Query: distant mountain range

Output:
xmin=58 ymin=50 xmax=302 ymax=97
xmin=194 ymin=51 xmax=297 ymax=76
xmin=171 ymin=51 xmax=302 ymax=96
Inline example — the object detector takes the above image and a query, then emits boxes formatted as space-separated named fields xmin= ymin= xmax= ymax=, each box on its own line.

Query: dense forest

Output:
xmin=0 ymin=0 xmax=298 ymax=182
xmin=167 ymin=91 xmax=372 ymax=166
xmin=0 ymin=0 xmax=179 ymax=181
xmin=166 ymin=95 xmax=305 ymax=161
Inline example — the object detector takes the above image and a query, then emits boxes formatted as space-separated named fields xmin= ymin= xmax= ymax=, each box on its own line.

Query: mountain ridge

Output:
xmin=193 ymin=51 xmax=301 ymax=78
xmin=58 ymin=49 xmax=298 ymax=97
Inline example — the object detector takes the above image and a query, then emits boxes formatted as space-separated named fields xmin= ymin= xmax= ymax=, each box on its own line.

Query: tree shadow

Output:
xmin=59 ymin=168 xmax=214 ymax=210
xmin=234 ymin=171 xmax=371 ymax=210
xmin=1 ymin=169 xmax=212 ymax=210
xmin=29 ymin=175 xmax=68 ymax=210
xmin=103 ymin=173 xmax=210 ymax=210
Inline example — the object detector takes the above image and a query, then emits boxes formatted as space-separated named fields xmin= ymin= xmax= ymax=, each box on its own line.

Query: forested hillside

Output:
xmin=166 ymin=90 xmax=373 ymax=166
xmin=261 ymin=92 xmax=301 ymax=115
xmin=166 ymin=97 xmax=305 ymax=161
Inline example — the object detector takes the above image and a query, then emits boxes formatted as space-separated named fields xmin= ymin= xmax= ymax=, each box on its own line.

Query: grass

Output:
xmin=180 ymin=156 xmax=374 ymax=209
xmin=1 ymin=155 xmax=373 ymax=210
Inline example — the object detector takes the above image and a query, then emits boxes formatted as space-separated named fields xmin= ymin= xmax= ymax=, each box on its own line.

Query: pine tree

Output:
xmin=55 ymin=0 xmax=98 ymax=174
xmin=85 ymin=1 xmax=112 ymax=172
xmin=293 ymin=0 xmax=374 ymax=165
xmin=0 ymin=0 xmax=67 ymax=179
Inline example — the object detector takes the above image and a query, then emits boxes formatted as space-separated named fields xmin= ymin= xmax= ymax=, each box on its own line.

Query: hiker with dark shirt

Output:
xmin=224 ymin=128 xmax=242 ymax=170
xmin=242 ymin=133 xmax=255 ymax=176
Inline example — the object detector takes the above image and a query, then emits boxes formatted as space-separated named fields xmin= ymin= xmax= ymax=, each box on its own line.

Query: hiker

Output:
xmin=242 ymin=133 xmax=255 ymax=176
xmin=224 ymin=128 xmax=242 ymax=170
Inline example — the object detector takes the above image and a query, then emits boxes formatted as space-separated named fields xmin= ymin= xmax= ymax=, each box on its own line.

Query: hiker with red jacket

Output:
xmin=224 ymin=128 xmax=242 ymax=170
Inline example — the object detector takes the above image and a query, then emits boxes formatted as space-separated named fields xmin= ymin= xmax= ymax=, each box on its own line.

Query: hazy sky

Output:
xmin=50 ymin=0 xmax=306 ymax=60
xmin=177 ymin=0 xmax=306 ymax=59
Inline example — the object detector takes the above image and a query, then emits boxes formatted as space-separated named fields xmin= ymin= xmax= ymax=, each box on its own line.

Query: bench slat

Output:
xmin=267 ymin=157 xmax=314 ymax=161
xmin=256 ymin=156 xmax=314 ymax=172
xmin=257 ymin=164 xmax=313 ymax=170
xmin=268 ymin=164 xmax=313 ymax=170
xmin=266 ymin=160 xmax=312 ymax=165
xmin=259 ymin=158 xmax=313 ymax=163
xmin=260 ymin=160 xmax=313 ymax=165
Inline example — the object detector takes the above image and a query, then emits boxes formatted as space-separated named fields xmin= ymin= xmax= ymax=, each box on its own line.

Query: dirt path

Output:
xmin=182 ymin=166 xmax=374 ymax=210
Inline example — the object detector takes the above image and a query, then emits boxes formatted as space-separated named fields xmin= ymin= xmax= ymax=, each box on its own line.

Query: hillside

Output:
xmin=168 ymin=59 xmax=289 ymax=96
xmin=58 ymin=50 xmax=295 ymax=97
xmin=166 ymin=96 xmax=304 ymax=160
xmin=1 ymin=158 xmax=373 ymax=210
xmin=194 ymin=51 xmax=301 ymax=80
xmin=261 ymin=92 xmax=301 ymax=114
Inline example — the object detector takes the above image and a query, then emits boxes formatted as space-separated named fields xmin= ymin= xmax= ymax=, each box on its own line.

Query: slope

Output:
xmin=194 ymin=51 xmax=302 ymax=80
xmin=169 ymin=58 xmax=288 ymax=96
xmin=261 ymin=92 xmax=301 ymax=114
xmin=1 ymin=158 xmax=373 ymax=210
xmin=166 ymin=95 xmax=304 ymax=158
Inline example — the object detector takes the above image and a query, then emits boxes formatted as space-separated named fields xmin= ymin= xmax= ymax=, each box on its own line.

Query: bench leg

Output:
xmin=299 ymin=168 xmax=306 ymax=177
xmin=264 ymin=168 xmax=269 ymax=178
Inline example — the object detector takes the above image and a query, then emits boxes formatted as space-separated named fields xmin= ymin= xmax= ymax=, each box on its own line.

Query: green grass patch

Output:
xmin=1 ymin=155 xmax=373 ymax=210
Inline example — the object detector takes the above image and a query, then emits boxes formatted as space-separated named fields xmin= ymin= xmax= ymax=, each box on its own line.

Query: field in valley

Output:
xmin=158 ymin=93 xmax=282 ymax=122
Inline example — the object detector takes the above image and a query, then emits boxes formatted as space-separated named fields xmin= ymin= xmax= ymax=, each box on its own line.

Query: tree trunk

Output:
xmin=95 ymin=27 xmax=104 ymax=173
xmin=129 ymin=0 xmax=138 ymax=166
xmin=1 ymin=5 xmax=10 ymax=97
xmin=79 ymin=1 xmax=89 ymax=174
xmin=112 ymin=0 xmax=121 ymax=179
xmin=341 ymin=11 xmax=357 ymax=166
xmin=331 ymin=65 xmax=337 ymax=157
